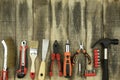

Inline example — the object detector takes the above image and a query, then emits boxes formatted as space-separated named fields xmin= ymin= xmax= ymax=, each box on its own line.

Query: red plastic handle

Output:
xmin=49 ymin=53 xmax=55 ymax=76
xmin=30 ymin=72 xmax=35 ymax=80
xmin=0 ymin=70 xmax=8 ymax=80
xmin=56 ymin=54 xmax=62 ymax=76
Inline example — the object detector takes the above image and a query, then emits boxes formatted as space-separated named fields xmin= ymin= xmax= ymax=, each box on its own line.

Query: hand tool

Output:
xmin=93 ymin=49 xmax=100 ymax=68
xmin=84 ymin=49 xmax=100 ymax=77
xmin=92 ymin=38 xmax=119 ymax=80
xmin=16 ymin=40 xmax=28 ymax=78
xmin=0 ymin=38 xmax=16 ymax=80
xmin=72 ymin=42 xmax=91 ymax=66
xmin=49 ymin=40 xmax=62 ymax=76
xmin=72 ymin=42 xmax=93 ymax=77
xmin=29 ymin=41 xmax=39 ymax=80
xmin=1 ymin=40 xmax=8 ymax=80
xmin=84 ymin=70 xmax=96 ymax=77
xmin=78 ymin=61 xmax=82 ymax=76
xmin=38 ymin=39 xmax=49 ymax=80
xmin=63 ymin=40 xmax=72 ymax=78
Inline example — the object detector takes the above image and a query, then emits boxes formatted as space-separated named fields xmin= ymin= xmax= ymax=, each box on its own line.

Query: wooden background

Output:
xmin=0 ymin=0 xmax=120 ymax=80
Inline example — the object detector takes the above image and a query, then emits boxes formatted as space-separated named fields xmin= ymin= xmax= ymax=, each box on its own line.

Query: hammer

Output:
xmin=92 ymin=38 xmax=119 ymax=80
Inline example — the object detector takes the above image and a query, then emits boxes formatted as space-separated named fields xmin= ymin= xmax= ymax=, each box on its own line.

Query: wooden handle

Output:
xmin=30 ymin=54 xmax=37 ymax=73
xmin=38 ymin=61 xmax=45 ymax=80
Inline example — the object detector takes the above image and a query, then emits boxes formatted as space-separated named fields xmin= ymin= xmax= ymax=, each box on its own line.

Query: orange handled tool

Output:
xmin=63 ymin=40 xmax=72 ymax=78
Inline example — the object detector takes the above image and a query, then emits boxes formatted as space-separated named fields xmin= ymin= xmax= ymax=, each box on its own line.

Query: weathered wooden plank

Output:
xmin=34 ymin=0 xmax=51 ymax=80
xmin=0 ymin=0 xmax=16 ymax=79
xmin=16 ymin=0 xmax=33 ymax=80
xmin=0 ymin=0 xmax=15 ymax=21
xmin=86 ymin=0 xmax=103 ymax=80
xmin=68 ymin=0 xmax=86 ymax=80
xmin=0 ymin=22 xmax=16 ymax=80
xmin=104 ymin=0 xmax=120 ymax=80
xmin=50 ymin=0 xmax=69 ymax=80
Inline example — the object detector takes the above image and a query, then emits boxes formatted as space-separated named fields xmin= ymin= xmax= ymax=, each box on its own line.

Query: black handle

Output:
xmin=102 ymin=59 xmax=109 ymax=80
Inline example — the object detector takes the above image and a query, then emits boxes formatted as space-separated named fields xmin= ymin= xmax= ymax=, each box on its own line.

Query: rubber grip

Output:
xmin=102 ymin=59 xmax=108 ymax=80
xmin=63 ymin=52 xmax=72 ymax=77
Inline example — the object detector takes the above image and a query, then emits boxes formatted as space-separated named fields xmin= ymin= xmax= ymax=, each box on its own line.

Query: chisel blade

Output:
xmin=42 ymin=39 xmax=49 ymax=61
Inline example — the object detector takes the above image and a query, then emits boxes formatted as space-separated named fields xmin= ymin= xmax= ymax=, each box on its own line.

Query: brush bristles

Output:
xmin=29 ymin=41 xmax=39 ymax=49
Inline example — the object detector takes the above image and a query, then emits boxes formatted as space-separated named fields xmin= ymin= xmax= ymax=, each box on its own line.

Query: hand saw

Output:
xmin=38 ymin=39 xmax=49 ymax=80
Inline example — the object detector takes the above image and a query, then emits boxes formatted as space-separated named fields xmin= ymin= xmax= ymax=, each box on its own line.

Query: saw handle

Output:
xmin=38 ymin=61 xmax=45 ymax=80
xmin=102 ymin=59 xmax=108 ymax=80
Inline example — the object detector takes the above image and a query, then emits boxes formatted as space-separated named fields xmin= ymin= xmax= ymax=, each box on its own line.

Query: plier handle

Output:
xmin=72 ymin=42 xmax=91 ymax=65
xmin=49 ymin=40 xmax=62 ymax=76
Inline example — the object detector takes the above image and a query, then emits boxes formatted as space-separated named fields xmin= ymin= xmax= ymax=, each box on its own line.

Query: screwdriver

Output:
xmin=63 ymin=40 xmax=72 ymax=78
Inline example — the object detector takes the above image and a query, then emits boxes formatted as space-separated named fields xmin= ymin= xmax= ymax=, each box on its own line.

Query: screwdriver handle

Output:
xmin=63 ymin=52 xmax=72 ymax=77
xmin=38 ymin=61 xmax=45 ymax=80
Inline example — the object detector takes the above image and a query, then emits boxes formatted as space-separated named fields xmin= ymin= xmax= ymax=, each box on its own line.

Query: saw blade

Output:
xmin=42 ymin=39 xmax=49 ymax=61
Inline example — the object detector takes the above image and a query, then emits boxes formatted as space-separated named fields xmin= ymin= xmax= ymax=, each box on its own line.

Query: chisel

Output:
xmin=38 ymin=39 xmax=49 ymax=80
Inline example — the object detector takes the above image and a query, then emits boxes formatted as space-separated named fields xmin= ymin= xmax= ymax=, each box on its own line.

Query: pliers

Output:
xmin=72 ymin=42 xmax=91 ymax=65
xmin=49 ymin=40 xmax=62 ymax=76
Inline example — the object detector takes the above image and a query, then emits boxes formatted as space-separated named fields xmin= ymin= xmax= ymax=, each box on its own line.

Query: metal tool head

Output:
xmin=79 ymin=42 xmax=84 ymax=50
xmin=42 ymin=39 xmax=49 ymax=61
xmin=21 ymin=40 xmax=27 ymax=46
xmin=92 ymin=38 xmax=119 ymax=48
xmin=1 ymin=40 xmax=8 ymax=71
xmin=53 ymin=40 xmax=59 ymax=53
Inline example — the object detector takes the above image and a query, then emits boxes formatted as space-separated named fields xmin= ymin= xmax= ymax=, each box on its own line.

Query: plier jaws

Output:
xmin=79 ymin=42 xmax=84 ymax=50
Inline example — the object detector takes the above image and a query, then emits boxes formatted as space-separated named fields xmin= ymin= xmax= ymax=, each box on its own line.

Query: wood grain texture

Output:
xmin=34 ymin=0 xmax=51 ymax=80
xmin=0 ymin=0 xmax=120 ymax=80
xmin=104 ymin=0 xmax=120 ymax=80
xmin=0 ymin=0 xmax=16 ymax=80
xmin=16 ymin=0 xmax=33 ymax=80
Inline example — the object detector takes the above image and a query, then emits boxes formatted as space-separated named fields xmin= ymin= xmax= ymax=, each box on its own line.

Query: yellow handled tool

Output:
xmin=38 ymin=39 xmax=49 ymax=80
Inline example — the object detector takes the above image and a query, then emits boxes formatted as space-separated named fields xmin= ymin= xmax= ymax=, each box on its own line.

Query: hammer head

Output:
xmin=92 ymin=38 xmax=119 ymax=48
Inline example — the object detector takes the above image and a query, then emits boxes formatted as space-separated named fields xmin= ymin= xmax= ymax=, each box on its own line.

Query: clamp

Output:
xmin=49 ymin=40 xmax=62 ymax=76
